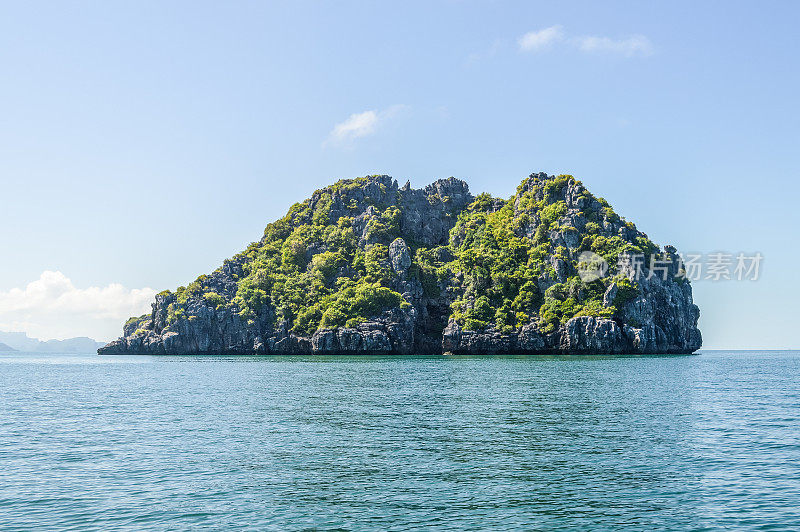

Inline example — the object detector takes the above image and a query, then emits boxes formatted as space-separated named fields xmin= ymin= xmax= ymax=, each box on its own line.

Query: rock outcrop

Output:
xmin=100 ymin=172 xmax=701 ymax=356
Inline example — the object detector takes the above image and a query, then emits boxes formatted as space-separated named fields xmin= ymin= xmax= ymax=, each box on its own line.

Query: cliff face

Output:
xmin=100 ymin=173 xmax=701 ymax=355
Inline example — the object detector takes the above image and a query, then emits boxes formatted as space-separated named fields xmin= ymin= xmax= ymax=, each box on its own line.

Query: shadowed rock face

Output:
xmin=100 ymin=173 xmax=701 ymax=356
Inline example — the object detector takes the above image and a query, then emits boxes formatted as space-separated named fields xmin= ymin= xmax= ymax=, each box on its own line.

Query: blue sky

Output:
xmin=0 ymin=1 xmax=798 ymax=347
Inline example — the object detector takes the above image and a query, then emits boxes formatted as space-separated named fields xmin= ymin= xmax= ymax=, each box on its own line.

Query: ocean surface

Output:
xmin=1 ymin=351 xmax=799 ymax=530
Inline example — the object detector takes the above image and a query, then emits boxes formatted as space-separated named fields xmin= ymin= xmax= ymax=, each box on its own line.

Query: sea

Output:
xmin=1 ymin=350 xmax=798 ymax=530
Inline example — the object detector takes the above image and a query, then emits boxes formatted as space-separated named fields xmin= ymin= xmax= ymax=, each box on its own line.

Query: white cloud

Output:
xmin=518 ymin=25 xmax=564 ymax=52
xmin=327 ymin=110 xmax=378 ymax=144
xmin=0 ymin=271 xmax=156 ymax=341
xmin=517 ymin=26 xmax=653 ymax=57
xmin=324 ymin=104 xmax=408 ymax=147
xmin=574 ymin=34 xmax=653 ymax=57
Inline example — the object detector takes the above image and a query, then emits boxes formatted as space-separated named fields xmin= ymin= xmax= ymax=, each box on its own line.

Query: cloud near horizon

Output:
xmin=518 ymin=26 xmax=653 ymax=57
xmin=324 ymin=104 xmax=408 ymax=147
xmin=0 ymin=271 xmax=156 ymax=341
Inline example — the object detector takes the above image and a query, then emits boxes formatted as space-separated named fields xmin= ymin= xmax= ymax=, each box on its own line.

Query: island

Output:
xmin=100 ymin=172 xmax=701 ymax=355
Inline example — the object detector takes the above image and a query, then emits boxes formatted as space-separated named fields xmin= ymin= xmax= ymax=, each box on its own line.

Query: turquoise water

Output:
xmin=1 ymin=351 xmax=799 ymax=530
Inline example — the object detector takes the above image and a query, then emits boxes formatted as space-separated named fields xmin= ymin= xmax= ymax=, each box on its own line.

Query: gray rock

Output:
xmin=603 ymin=282 xmax=618 ymax=307
xmin=389 ymin=238 xmax=411 ymax=276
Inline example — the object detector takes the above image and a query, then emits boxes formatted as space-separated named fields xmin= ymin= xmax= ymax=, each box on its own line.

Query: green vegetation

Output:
xmin=203 ymin=292 xmax=225 ymax=309
xmin=445 ymin=174 xmax=658 ymax=333
xmin=125 ymin=314 xmax=150 ymax=332
xmin=448 ymin=197 xmax=543 ymax=333
xmin=612 ymin=276 xmax=639 ymax=309
xmin=126 ymin=315 xmax=147 ymax=327
xmin=148 ymin=173 xmax=662 ymax=338
xmin=537 ymin=280 xmax=614 ymax=333
xmin=223 ymin=180 xmax=409 ymax=334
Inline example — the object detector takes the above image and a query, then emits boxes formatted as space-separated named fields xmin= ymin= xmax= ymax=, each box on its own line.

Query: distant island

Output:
xmin=0 ymin=331 xmax=106 ymax=353
xmin=0 ymin=342 xmax=17 ymax=352
xmin=100 ymin=172 xmax=701 ymax=355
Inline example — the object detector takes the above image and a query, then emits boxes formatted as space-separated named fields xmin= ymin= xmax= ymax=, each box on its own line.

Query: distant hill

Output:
xmin=0 ymin=342 xmax=17 ymax=352
xmin=0 ymin=331 xmax=106 ymax=353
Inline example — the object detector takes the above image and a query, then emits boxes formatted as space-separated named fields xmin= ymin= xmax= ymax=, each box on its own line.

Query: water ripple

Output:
xmin=0 ymin=351 xmax=799 ymax=529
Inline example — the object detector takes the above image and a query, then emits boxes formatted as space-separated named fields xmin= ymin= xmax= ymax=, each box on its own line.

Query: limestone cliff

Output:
xmin=100 ymin=173 xmax=701 ymax=355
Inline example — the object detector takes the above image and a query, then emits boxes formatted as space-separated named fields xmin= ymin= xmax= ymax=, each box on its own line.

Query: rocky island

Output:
xmin=100 ymin=172 xmax=701 ymax=355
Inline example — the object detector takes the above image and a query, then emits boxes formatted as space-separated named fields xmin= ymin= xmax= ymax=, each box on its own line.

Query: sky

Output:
xmin=0 ymin=1 xmax=798 ymax=347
